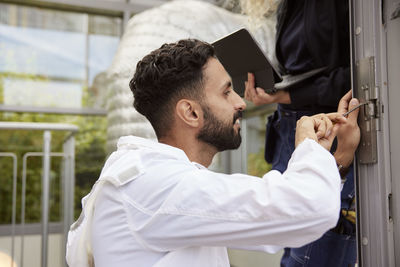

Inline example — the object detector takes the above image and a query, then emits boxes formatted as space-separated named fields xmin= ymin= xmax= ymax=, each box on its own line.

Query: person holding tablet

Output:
xmin=244 ymin=0 xmax=357 ymax=266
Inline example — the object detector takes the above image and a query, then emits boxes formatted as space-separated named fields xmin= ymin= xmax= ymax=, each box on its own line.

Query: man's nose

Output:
xmin=233 ymin=91 xmax=246 ymax=111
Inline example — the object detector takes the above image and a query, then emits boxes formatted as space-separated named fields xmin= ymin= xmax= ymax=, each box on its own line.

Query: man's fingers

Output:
xmin=244 ymin=74 xmax=256 ymax=101
xmin=315 ymin=115 xmax=334 ymax=139
xmin=247 ymin=72 xmax=255 ymax=88
xmin=321 ymin=123 xmax=339 ymax=147
xmin=329 ymin=123 xmax=340 ymax=142
xmin=295 ymin=116 xmax=319 ymax=147
xmin=312 ymin=112 xmax=348 ymax=133
xmin=347 ymin=98 xmax=360 ymax=121
xmin=317 ymin=115 xmax=333 ymax=138
xmin=338 ymin=90 xmax=352 ymax=114
xmin=244 ymin=81 xmax=249 ymax=99
xmin=342 ymin=90 xmax=352 ymax=102
xmin=256 ymin=87 xmax=267 ymax=96
xmin=246 ymin=73 xmax=257 ymax=99
xmin=324 ymin=116 xmax=333 ymax=137
xmin=327 ymin=112 xmax=348 ymax=124
xmin=314 ymin=118 xmax=325 ymax=139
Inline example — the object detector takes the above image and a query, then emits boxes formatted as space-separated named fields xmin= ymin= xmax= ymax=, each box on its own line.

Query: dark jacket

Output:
xmin=276 ymin=0 xmax=350 ymax=112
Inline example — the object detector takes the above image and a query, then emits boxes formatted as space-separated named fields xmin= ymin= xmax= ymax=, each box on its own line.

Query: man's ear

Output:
xmin=176 ymin=99 xmax=202 ymax=128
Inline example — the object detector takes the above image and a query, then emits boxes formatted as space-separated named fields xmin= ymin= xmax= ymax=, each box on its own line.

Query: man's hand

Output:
xmin=295 ymin=113 xmax=347 ymax=150
xmin=244 ymin=73 xmax=291 ymax=105
xmin=334 ymin=90 xmax=361 ymax=168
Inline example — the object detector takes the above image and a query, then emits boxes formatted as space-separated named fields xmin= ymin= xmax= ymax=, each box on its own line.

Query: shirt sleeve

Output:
xmin=228 ymin=244 xmax=283 ymax=254
xmin=122 ymin=139 xmax=341 ymax=252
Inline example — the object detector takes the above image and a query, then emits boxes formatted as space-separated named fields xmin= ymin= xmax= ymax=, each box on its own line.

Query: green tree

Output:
xmin=0 ymin=75 xmax=107 ymax=224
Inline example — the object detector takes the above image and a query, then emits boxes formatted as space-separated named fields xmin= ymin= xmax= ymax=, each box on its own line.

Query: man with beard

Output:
xmin=66 ymin=39 xmax=360 ymax=267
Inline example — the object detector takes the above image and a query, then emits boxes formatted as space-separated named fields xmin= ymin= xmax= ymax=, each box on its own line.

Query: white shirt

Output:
xmin=66 ymin=136 xmax=340 ymax=267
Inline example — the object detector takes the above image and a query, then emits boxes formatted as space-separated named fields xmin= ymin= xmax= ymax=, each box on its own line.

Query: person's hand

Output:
xmin=244 ymin=73 xmax=291 ymax=105
xmin=295 ymin=113 xmax=347 ymax=150
xmin=334 ymin=90 xmax=361 ymax=168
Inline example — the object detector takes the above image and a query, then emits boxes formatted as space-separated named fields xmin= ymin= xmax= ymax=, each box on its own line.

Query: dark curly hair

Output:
xmin=129 ymin=39 xmax=216 ymax=139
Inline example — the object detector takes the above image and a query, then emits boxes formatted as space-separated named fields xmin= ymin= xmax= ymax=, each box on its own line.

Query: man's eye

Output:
xmin=224 ymin=90 xmax=231 ymax=96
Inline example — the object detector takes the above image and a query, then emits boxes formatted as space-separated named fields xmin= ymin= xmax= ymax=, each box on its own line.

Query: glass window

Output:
xmin=0 ymin=3 xmax=121 ymax=111
xmin=0 ymin=4 xmax=120 ymax=266
xmin=0 ymin=2 xmax=120 ymax=224
xmin=3 ymin=78 xmax=83 ymax=108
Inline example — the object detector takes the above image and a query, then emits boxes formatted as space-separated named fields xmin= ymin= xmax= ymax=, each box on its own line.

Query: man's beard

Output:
xmin=197 ymin=104 xmax=242 ymax=152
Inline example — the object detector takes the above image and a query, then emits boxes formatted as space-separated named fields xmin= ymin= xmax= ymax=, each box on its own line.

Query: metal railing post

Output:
xmin=0 ymin=121 xmax=78 ymax=267
xmin=62 ymin=135 xmax=75 ymax=267
xmin=20 ymin=152 xmax=65 ymax=267
xmin=41 ymin=131 xmax=51 ymax=267
xmin=0 ymin=153 xmax=17 ymax=265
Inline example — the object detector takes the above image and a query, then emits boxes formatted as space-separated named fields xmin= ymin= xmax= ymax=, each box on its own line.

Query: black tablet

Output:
xmin=212 ymin=28 xmax=279 ymax=97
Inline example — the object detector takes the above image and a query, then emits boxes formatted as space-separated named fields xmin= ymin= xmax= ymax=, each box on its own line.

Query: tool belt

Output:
xmin=331 ymin=198 xmax=356 ymax=235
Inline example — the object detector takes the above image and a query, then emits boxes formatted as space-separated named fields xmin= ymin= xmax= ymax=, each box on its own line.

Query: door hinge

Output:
xmin=356 ymin=56 xmax=381 ymax=164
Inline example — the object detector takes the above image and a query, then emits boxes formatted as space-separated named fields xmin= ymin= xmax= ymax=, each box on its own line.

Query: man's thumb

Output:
xmin=348 ymin=98 xmax=360 ymax=119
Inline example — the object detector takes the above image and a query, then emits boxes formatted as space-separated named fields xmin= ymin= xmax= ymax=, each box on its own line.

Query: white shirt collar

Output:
xmin=117 ymin=135 xmax=192 ymax=164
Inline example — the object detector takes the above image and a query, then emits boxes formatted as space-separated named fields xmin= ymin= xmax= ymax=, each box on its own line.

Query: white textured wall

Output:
xmin=103 ymin=0 xmax=277 ymax=153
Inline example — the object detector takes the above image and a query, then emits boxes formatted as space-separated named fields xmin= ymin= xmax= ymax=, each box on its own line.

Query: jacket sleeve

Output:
xmin=124 ymin=139 xmax=341 ymax=252
xmin=288 ymin=66 xmax=350 ymax=109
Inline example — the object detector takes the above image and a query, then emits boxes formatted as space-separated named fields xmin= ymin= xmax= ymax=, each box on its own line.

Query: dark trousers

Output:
xmin=265 ymin=105 xmax=357 ymax=267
